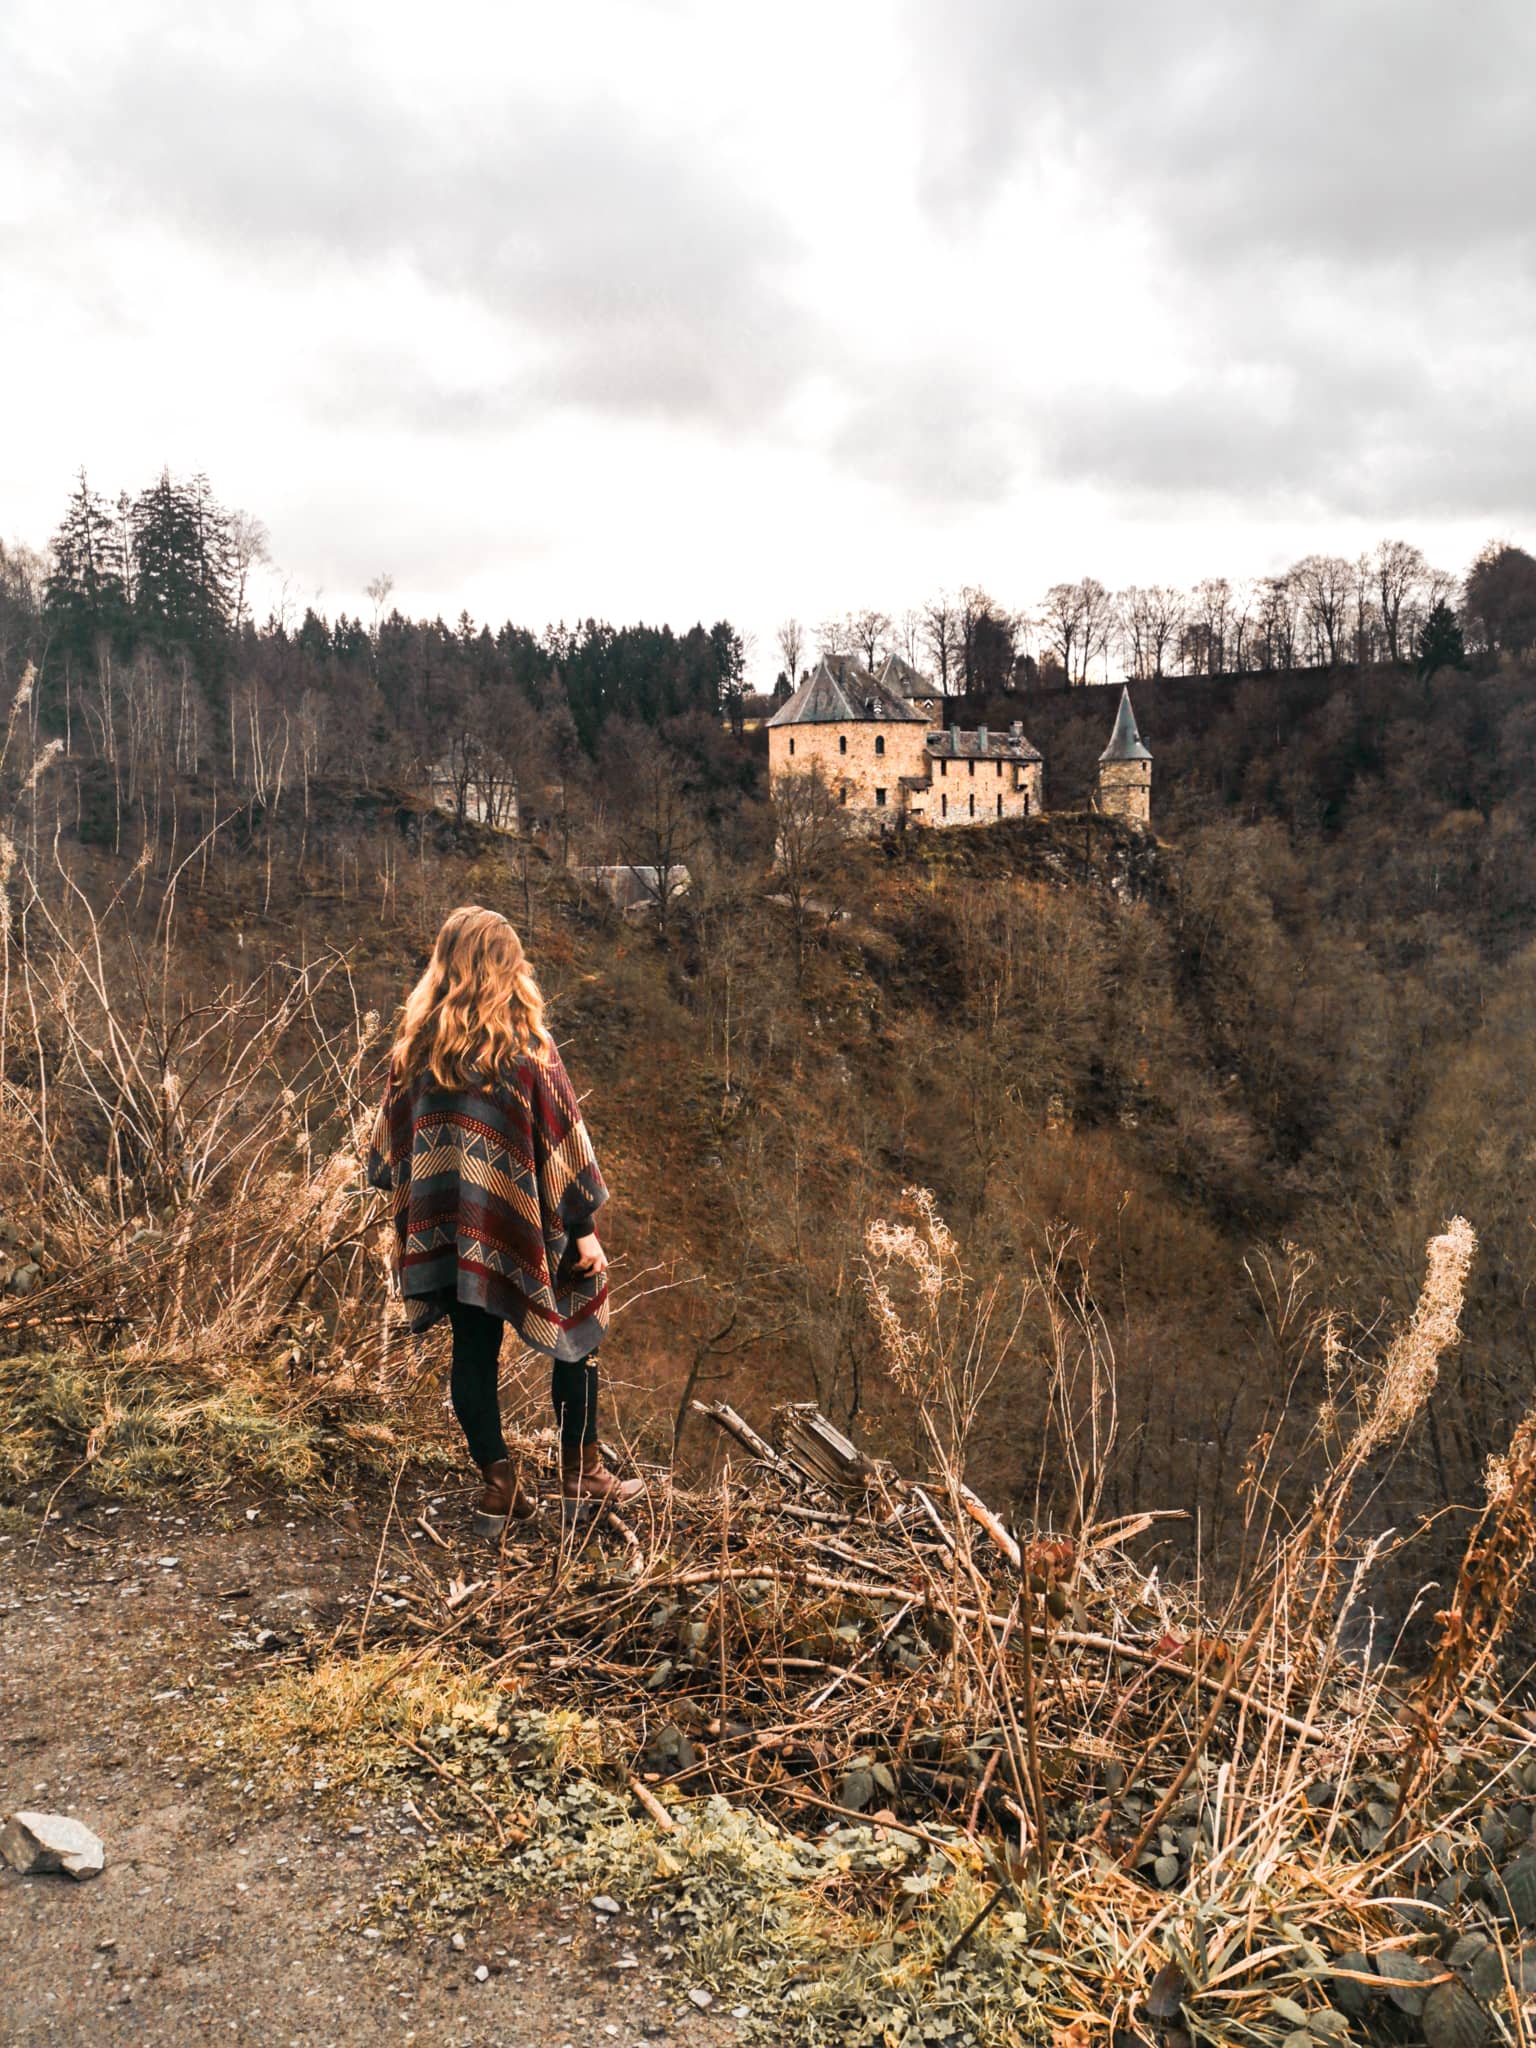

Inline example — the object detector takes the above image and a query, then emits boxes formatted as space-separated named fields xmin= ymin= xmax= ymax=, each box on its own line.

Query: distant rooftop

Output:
xmin=927 ymin=723 xmax=1043 ymax=763
xmin=875 ymin=652 xmax=936 ymax=699
xmin=766 ymin=654 xmax=928 ymax=727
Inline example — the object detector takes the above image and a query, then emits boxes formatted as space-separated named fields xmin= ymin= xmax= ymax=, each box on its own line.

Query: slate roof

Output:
xmin=926 ymin=724 xmax=1043 ymax=763
xmin=875 ymin=653 xmax=937 ymax=699
xmin=765 ymin=655 xmax=928 ymax=727
xmin=1100 ymin=686 xmax=1152 ymax=763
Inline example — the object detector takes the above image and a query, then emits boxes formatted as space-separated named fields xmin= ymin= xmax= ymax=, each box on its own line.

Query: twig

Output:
xmin=629 ymin=1778 xmax=676 ymax=1831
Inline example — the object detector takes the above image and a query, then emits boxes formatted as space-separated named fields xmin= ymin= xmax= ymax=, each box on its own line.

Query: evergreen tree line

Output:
xmin=0 ymin=470 xmax=747 ymax=807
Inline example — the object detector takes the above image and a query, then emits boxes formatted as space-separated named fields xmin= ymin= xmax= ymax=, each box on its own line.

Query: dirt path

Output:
xmin=0 ymin=1490 xmax=745 ymax=2048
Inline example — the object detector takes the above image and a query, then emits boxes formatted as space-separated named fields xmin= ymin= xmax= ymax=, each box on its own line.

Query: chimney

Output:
xmin=976 ymin=725 xmax=988 ymax=751
xmin=1010 ymin=721 xmax=1022 ymax=739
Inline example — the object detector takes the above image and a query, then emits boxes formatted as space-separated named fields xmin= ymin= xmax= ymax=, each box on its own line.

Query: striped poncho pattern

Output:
xmin=367 ymin=1047 xmax=610 ymax=1362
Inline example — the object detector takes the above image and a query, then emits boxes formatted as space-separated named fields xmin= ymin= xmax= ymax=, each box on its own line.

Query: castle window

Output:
xmin=840 ymin=787 xmax=847 ymax=804
xmin=839 ymin=734 xmax=847 ymax=754
xmin=1023 ymin=791 xmax=1030 ymax=816
xmin=968 ymin=758 xmax=975 ymax=776
xmin=789 ymin=736 xmax=795 ymax=755
xmin=968 ymin=792 xmax=975 ymax=817
xmin=874 ymin=787 xmax=887 ymax=807
xmin=996 ymin=760 xmax=1002 ymax=777
xmin=875 ymin=734 xmax=885 ymax=756
xmin=941 ymin=793 xmax=948 ymax=818
xmin=940 ymin=758 xmax=947 ymax=776
xmin=996 ymin=793 xmax=1002 ymax=817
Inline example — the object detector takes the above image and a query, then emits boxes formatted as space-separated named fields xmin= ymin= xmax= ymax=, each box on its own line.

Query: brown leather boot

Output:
xmin=560 ymin=1441 xmax=644 ymax=1506
xmin=471 ymin=1459 xmax=538 ymax=1538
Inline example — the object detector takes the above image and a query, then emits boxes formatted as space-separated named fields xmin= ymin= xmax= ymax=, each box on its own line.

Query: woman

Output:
xmin=368 ymin=905 xmax=643 ymax=1534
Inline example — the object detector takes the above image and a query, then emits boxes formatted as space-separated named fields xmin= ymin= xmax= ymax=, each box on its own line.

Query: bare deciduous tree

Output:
xmin=851 ymin=608 xmax=892 ymax=674
xmin=229 ymin=512 xmax=271 ymax=631
xmin=775 ymin=617 xmax=806 ymax=693
xmin=1374 ymin=539 xmax=1428 ymax=665
xmin=1117 ymin=586 xmax=1185 ymax=680
xmin=921 ymin=593 xmax=960 ymax=696
xmin=771 ymin=766 xmax=849 ymax=991
xmin=1291 ymin=554 xmax=1354 ymax=666
xmin=365 ymin=572 xmax=394 ymax=636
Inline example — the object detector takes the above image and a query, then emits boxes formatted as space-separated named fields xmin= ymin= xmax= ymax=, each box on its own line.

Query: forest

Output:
xmin=9 ymin=465 xmax=1536 ymax=2041
xmin=4 ymin=464 xmax=1536 ymax=1638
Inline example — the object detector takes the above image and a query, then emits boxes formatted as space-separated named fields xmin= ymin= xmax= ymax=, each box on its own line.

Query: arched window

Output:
xmin=875 ymin=734 xmax=885 ymax=756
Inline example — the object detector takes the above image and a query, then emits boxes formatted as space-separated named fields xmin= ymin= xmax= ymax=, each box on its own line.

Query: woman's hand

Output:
xmin=570 ymin=1232 xmax=608 ymax=1277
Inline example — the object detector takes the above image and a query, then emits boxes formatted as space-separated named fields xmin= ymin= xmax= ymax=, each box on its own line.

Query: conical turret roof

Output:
xmin=1099 ymin=686 xmax=1151 ymax=763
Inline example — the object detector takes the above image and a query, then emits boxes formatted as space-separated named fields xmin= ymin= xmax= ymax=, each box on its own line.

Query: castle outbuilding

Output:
xmin=766 ymin=656 xmax=1150 ymax=831
xmin=1095 ymin=687 xmax=1153 ymax=824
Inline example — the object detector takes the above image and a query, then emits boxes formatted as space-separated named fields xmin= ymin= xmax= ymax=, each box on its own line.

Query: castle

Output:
xmin=766 ymin=655 xmax=1152 ymax=829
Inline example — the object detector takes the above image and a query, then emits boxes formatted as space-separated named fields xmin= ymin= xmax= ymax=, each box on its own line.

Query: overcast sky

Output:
xmin=3 ymin=0 xmax=1532 ymax=682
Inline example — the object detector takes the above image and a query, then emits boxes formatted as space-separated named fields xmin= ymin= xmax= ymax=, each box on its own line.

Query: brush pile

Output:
xmin=359 ymin=1379 xmax=1536 ymax=2047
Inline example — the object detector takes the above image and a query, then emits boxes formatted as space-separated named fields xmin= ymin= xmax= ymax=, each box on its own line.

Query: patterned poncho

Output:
xmin=367 ymin=1046 xmax=610 ymax=1362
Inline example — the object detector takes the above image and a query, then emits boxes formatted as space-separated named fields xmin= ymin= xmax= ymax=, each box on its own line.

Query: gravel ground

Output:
xmin=0 ymin=1491 xmax=745 ymax=2048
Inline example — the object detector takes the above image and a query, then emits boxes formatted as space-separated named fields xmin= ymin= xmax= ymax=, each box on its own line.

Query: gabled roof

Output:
xmin=766 ymin=654 xmax=927 ymax=727
xmin=1100 ymin=686 xmax=1151 ymax=763
xmin=875 ymin=653 xmax=936 ymax=699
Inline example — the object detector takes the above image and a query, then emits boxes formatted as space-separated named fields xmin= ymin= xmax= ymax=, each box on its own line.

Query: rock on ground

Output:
xmin=1 ymin=1813 xmax=106 ymax=1880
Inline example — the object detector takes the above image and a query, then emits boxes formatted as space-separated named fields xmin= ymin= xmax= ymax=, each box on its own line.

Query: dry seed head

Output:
xmin=863 ymin=1271 xmax=924 ymax=1387
xmin=1353 ymin=1217 xmax=1476 ymax=1461
xmin=20 ymin=738 xmax=63 ymax=796
xmin=13 ymin=663 xmax=34 ymax=713
xmin=864 ymin=1219 xmax=943 ymax=1307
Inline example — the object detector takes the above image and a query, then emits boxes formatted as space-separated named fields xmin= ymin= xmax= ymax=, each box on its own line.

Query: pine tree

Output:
xmin=1417 ymin=598 xmax=1467 ymax=681
xmin=131 ymin=469 xmax=234 ymax=659
xmin=44 ymin=469 xmax=129 ymax=658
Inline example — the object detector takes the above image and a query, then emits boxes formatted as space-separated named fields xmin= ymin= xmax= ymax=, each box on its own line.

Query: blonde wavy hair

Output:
xmin=390 ymin=906 xmax=552 ymax=1092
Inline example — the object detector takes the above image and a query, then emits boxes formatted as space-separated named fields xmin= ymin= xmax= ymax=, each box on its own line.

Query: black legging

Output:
xmin=447 ymin=1301 xmax=600 ymax=1468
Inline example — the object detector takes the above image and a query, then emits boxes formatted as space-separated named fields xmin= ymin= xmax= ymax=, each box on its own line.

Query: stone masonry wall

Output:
xmin=915 ymin=752 xmax=1043 ymax=828
xmin=1096 ymin=760 xmax=1151 ymax=824
xmin=771 ymin=722 xmax=1051 ymax=830
xmin=770 ymin=721 xmax=929 ymax=827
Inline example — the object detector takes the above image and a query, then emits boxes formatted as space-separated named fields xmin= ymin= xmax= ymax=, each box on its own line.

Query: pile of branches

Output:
xmin=361 ymin=1390 xmax=1536 ymax=2045
xmin=351 ymin=1200 xmax=1536 ymax=2044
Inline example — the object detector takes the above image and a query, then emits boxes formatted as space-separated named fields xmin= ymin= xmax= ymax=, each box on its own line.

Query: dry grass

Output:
xmin=186 ymin=1195 xmax=1536 ymax=2045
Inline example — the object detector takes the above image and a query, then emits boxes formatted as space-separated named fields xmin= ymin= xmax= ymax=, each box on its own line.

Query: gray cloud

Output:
xmin=830 ymin=362 xmax=1027 ymax=507
xmin=904 ymin=0 xmax=1536 ymax=525
xmin=913 ymin=0 xmax=1536 ymax=269
xmin=5 ymin=36 xmax=826 ymax=431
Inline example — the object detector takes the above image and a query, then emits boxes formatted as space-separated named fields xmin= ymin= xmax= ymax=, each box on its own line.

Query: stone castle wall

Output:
xmin=769 ymin=721 xmax=929 ymax=825
xmin=911 ymin=752 xmax=1043 ymax=828
xmin=1096 ymin=760 xmax=1151 ymax=823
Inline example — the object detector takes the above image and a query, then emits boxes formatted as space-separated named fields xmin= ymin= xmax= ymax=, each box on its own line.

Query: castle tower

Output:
xmin=765 ymin=654 xmax=929 ymax=827
xmin=1096 ymin=687 xmax=1152 ymax=824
